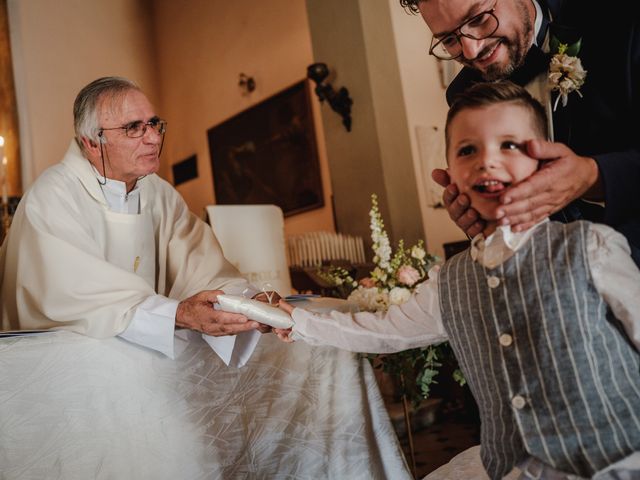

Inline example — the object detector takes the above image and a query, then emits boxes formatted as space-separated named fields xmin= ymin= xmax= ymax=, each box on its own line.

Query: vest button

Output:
xmin=499 ymin=333 xmax=513 ymax=347
xmin=511 ymin=395 xmax=526 ymax=410
xmin=487 ymin=276 xmax=500 ymax=288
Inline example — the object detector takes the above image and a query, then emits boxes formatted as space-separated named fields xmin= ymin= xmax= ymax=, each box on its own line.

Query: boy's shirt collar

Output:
xmin=470 ymin=218 xmax=550 ymax=268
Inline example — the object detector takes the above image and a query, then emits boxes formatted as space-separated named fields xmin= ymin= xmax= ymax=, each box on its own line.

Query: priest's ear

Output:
xmin=81 ymin=133 xmax=106 ymax=157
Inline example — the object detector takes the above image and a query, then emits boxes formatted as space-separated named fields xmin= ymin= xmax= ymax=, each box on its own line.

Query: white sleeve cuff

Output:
xmin=202 ymin=330 xmax=261 ymax=368
xmin=118 ymin=295 xmax=178 ymax=358
xmin=201 ymin=283 xmax=263 ymax=367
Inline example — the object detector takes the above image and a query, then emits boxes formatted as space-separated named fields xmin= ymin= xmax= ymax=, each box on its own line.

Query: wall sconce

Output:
xmin=306 ymin=63 xmax=353 ymax=132
xmin=238 ymin=73 xmax=256 ymax=94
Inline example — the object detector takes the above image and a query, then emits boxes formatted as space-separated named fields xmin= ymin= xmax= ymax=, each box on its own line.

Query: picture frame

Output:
xmin=207 ymin=80 xmax=324 ymax=217
xmin=437 ymin=59 xmax=462 ymax=89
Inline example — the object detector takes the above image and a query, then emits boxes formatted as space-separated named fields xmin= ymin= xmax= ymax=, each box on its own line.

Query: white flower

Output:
xmin=371 ymin=266 xmax=388 ymax=283
xmin=348 ymin=286 xmax=389 ymax=312
xmin=369 ymin=194 xmax=391 ymax=269
xmin=389 ymin=287 xmax=411 ymax=305
xmin=411 ymin=246 xmax=426 ymax=261
xmin=548 ymin=46 xmax=586 ymax=110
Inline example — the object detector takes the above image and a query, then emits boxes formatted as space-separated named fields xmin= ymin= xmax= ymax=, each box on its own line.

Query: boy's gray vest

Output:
xmin=438 ymin=221 xmax=640 ymax=480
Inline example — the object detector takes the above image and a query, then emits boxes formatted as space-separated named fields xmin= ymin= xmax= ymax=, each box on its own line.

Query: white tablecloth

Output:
xmin=0 ymin=331 xmax=410 ymax=479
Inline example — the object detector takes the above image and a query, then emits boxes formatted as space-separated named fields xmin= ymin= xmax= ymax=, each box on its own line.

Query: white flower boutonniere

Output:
xmin=548 ymin=41 xmax=587 ymax=110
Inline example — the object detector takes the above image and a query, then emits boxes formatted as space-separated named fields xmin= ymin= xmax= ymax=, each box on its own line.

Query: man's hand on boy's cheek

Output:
xmin=496 ymin=139 xmax=601 ymax=232
xmin=432 ymin=168 xmax=485 ymax=238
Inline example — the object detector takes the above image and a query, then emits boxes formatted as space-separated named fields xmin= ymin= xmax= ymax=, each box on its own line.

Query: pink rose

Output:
xmin=397 ymin=265 xmax=420 ymax=286
xmin=358 ymin=277 xmax=376 ymax=288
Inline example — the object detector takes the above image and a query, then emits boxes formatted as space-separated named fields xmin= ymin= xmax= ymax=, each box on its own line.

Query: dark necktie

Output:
xmin=508 ymin=45 xmax=551 ymax=87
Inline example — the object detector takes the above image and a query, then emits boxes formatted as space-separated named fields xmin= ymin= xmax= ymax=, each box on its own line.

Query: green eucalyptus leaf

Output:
xmin=564 ymin=39 xmax=582 ymax=57
xmin=453 ymin=368 xmax=467 ymax=387
xmin=550 ymin=35 xmax=582 ymax=56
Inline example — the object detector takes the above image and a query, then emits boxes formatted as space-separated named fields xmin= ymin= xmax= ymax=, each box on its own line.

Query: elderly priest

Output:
xmin=0 ymin=76 xmax=268 ymax=365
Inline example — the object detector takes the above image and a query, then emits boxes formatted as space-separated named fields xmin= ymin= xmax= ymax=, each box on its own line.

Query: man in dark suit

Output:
xmin=400 ymin=0 xmax=640 ymax=265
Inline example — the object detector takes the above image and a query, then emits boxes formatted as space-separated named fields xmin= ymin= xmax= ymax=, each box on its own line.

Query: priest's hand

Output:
xmin=496 ymin=140 xmax=601 ymax=232
xmin=432 ymin=168 xmax=485 ymax=238
xmin=176 ymin=290 xmax=261 ymax=336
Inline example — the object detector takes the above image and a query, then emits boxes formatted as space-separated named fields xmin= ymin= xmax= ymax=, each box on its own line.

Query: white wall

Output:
xmin=388 ymin=1 xmax=467 ymax=258
xmin=8 ymin=0 xmax=159 ymax=189
xmin=305 ymin=0 xmax=425 ymax=251
xmin=151 ymin=0 xmax=335 ymax=236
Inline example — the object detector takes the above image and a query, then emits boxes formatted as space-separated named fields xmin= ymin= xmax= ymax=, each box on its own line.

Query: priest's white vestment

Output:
xmin=0 ymin=141 xmax=253 ymax=350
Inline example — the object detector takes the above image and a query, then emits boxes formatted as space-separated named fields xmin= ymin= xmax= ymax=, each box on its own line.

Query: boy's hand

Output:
xmin=432 ymin=168 xmax=485 ymax=238
xmin=273 ymin=328 xmax=294 ymax=343
xmin=251 ymin=291 xmax=282 ymax=333
xmin=252 ymin=290 xmax=282 ymax=305
xmin=274 ymin=300 xmax=295 ymax=343
xmin=278 ymin=299 xmax=294 ymax=315
xmin=496 ymin=140 xmax=601 ymax=232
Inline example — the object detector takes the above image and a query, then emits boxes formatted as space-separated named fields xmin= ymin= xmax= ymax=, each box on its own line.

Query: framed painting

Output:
xmin=207 ymin=80 xmax=323 ymax=217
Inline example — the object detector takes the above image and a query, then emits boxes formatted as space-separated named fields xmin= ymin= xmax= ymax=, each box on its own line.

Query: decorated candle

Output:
xmin=1 ymin=154 xmax=7 ymax=206
xmin=0 ymin=136 xmax=4 ymax=179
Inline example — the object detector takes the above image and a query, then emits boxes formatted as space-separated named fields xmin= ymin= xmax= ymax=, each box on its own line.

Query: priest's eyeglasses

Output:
xmin=429 ymin=8 xmax=499 ymax=60
xmin=100 ymin=117 xmax=167 ymax=138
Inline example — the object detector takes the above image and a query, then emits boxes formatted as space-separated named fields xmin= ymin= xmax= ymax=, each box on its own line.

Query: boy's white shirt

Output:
xmin=99 ymin=175 xmax=260 ymax=366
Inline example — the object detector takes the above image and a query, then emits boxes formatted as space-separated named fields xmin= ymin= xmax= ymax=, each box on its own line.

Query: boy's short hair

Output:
xmin=445 ymin=81 xmax=548 ymax=155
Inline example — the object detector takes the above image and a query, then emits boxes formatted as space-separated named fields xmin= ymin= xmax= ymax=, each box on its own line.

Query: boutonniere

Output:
xmin=548 ymin=34 xmax=587 ymax=110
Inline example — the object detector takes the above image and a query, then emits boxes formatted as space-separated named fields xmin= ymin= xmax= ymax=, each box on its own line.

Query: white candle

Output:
xmin=2 ymin=155 xmax=7 ymax=206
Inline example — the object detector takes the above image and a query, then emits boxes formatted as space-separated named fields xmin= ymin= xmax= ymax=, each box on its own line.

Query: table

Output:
xmin=0 ymin=330 xmax=411 ymax=479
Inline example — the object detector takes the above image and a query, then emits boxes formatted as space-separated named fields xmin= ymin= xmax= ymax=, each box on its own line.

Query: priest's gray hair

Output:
xmin=73 ymin=76 xmax=140 ymax=151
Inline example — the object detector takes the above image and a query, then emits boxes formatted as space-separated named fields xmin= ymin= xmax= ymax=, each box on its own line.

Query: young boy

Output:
xmin=277 ymin=82 xmax=640 ymax=480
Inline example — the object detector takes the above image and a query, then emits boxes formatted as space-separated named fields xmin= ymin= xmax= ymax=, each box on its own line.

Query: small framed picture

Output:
xmin=437 ymin=59 xmax=462 ymax=89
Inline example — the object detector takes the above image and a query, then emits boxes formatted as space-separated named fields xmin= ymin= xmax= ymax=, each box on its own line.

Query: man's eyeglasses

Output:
xmin=100 ymin=117 xmax=167 ymax=139
xmin=429 ymin=8 xmax=499 ymax=61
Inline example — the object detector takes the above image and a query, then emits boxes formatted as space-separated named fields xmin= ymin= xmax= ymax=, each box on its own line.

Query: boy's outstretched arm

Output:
xmin=275 ymin=273 xmax=448 ymax=354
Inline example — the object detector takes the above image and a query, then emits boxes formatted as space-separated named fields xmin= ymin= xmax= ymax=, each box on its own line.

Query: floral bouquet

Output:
xmin=318 ymin=194 xmax=464 ymax=405
xmin=548 ymin=25 xmax=586 ymax=110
